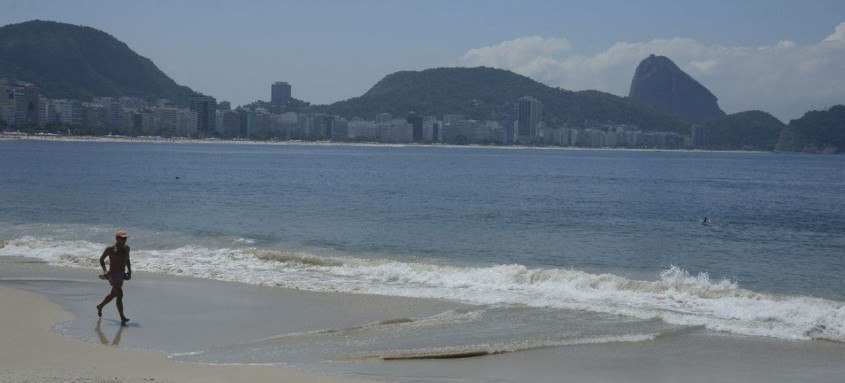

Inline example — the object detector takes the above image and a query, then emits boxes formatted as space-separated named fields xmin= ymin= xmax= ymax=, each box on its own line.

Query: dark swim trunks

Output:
xmin=108 ymin=271 xmax=125 ymax=288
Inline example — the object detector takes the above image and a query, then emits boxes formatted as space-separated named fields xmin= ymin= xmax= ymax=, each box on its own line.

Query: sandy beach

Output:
xmin=2 ymin=259 xmax=844 ymax=383
xmin=0 ymin=132 xmax=773 ymax=154
xmin=0 ymin=283 xmax=373 ymax=383
xmin=0 ymin=258 xmax=470 ymax=383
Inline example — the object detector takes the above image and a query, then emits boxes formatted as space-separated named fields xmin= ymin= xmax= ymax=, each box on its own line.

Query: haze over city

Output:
xmin=1 ymin=0 xmax=843 ymax=121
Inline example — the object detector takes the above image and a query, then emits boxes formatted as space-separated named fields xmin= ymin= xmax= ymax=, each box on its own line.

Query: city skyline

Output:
xmin=1 ymin=1 xmax=844 ymax=121
xmin=3 ymin=77 xmax=700 ymax=150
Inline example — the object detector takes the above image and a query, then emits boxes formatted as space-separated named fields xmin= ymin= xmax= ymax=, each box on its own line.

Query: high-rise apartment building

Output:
xmin=0 ymin=85 xmax=15 ymax=126
xmin=190 ymin=95 xmax=217 ymax=137
xmin=375 ymin=113 xmax=392 ymax=123
xmin=517 ymin=96 xmax=542 ymax=141
xmin=11 ymin=86 xmax=40 ymax=126
xmin=406 ymin=112 xmax=423 ymax=142
xmin=271 ymin=82 xmax=291 ymax=105
xmin=52 ymin=100 xmax=85 ymax=126
xmin=94 ymin=97 xmax=125 ymax=134
xmin=216 ymin=109 xmax=240 ymax=138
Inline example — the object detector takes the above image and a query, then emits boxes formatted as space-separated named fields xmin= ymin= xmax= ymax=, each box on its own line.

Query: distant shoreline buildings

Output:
xmin=0 ymin=79 xmax=696 ymax=149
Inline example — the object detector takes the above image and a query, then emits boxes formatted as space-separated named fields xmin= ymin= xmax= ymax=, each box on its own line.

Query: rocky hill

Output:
xmin=777 ymin=105 xmax=845 ymax=153
xmin=629 ymin=54 xmax=725 ymax=124
xmin=701 ymin=110 xmax=784 ymax=150
xmin=319 ymin=67 xmax=689 ymax=134
xmin=0 ymin=20 xmax=197 ymax=106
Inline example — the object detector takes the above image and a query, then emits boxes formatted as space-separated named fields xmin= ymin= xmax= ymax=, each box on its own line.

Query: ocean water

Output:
xmin=1 ymin=140 xmax=844 ymax=363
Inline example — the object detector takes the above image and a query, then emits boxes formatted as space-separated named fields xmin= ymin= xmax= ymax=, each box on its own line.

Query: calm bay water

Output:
xmin=1 ymin=139 xmax=844 ymax=349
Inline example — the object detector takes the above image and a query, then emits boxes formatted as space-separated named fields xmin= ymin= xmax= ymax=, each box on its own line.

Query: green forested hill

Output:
xmin=702 ymin=111 xmax=784 ymax=150
xmin=0 ymin=20 xmax=197 ymax=106
xmin=778 ymin=105 xmax=845 ymax=153
xmin=319 ymin=67 xmax=689 ymax=134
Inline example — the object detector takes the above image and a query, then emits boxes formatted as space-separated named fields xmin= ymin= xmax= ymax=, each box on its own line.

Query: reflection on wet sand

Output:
xmin=95 ymin=318 xmax=124 ymax=346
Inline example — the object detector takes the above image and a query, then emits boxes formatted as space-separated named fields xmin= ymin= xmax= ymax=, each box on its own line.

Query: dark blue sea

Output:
xmin=1 ymin=139 xmax=844 ymax=350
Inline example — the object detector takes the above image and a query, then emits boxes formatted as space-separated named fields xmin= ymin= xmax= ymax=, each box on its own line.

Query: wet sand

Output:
xmin=2 ymin=260 xmax=844 ymax=383
xmin=0 ymin=283 xmax=373 ymax=383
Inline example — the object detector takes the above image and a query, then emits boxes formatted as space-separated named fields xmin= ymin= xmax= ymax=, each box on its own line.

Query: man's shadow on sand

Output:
xmin=95 ymin=318 xmax=140 ymax=346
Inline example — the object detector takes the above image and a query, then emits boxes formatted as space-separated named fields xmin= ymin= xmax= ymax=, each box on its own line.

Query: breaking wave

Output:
xmin=1 ymin=235 xmax=843 ymax=342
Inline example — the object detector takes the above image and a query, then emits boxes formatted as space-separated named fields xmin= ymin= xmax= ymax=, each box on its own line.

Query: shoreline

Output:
xmin=0 ymin=260 xmax=472 ymax=382
xmin=0 ymin=282 xmax=371 ymax=383
xmin=2 ymin=261 xmax=845 ymax=383
xmin=0 ymin=132 xmax=778 ymax=154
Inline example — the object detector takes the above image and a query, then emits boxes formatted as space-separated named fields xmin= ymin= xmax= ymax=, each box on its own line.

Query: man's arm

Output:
xmin=99 ymin=248 xmax=109 ymax=274
xmin=125 ymin=246 xmax=132 ymax=279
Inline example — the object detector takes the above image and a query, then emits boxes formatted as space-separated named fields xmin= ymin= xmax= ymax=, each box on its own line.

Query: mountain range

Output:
xmin=1 ymin=20 xmax=843 ymax=152
xmin=317 ymin=67 xmax=689 ymax=134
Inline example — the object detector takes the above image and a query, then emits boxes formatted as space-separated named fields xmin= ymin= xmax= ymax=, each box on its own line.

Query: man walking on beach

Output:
xmin=97 ymin=230 xmax=132 ymax=326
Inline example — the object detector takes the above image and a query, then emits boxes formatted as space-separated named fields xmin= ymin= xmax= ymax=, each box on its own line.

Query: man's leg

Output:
xmin=115 ymin=287 xmax=129 ymax=325
xmin=97 ymin=290 xmax=115 ymax=317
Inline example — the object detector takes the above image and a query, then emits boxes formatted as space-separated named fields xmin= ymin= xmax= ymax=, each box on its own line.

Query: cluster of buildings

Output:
xmin=1 ymin=79 xmax=698 ymax=149
xmin=1 ymin=80 xmax=205 ymax=137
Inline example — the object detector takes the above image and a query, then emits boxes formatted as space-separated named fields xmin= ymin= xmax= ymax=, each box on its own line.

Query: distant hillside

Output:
xmin=701 ymin=111 xmax=784 ymax=150
xmin=778 ymin=105 xmax=845 ymax=153
xmin=629 ymin=55 xmax=725 ymax=124
xmin=319 ymin=67 xmax=689 ymax=134
xmin=241 ymin=98 xmax=312 ymax=114
xmin=0 ymin=20 xmax=197 ymax=106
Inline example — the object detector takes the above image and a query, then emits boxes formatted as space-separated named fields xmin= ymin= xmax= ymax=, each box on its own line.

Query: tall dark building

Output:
xmin=517 ymin=96 xmax=542 ymax=140
xmin=24 ymin=86 xmax=40 ymax=126
xmin=11 ymin=85 xmax=40 ymax=126
xmin=106 ymin=98 xmax=122 ymax=133
xmin=190 ymin=95 xmax=217 ymax=137
xmin=407 ymin=112 xmax=423 ymax=142
xmin=271 ymin=82 xmax=292 ymax=105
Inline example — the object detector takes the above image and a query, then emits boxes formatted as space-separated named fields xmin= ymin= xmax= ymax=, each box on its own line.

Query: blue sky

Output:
xmin=2 ymin=0 xmax=844 ymax=121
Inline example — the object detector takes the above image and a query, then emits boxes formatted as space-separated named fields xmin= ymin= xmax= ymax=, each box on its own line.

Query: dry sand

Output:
xmin=0 ymin=284 xmax=370 ymax=383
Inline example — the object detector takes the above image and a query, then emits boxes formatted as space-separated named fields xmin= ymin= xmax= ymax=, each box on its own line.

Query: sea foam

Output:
xmin=1 ymin=235 xmax=842 ymax=342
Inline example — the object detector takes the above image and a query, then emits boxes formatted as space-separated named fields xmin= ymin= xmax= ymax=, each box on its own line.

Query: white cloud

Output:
xmin=462 ymin=36 xmax=572 ymax=68
xmin=459 ymin=22 xmax=845 ymax=121
xmin=687 ymin=59 xmax=718 ymax=75
xmin=462 ymin=36 xmax=572 ymax=85
xmin=775 ymin=40 xmax=797 ymax=50
xmin=824 ymin=22 xmax=845 ymax=43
